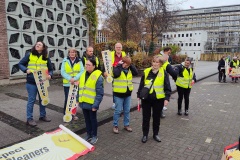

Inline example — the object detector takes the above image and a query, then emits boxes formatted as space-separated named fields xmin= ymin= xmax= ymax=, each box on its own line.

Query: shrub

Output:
xmin=172 ymin=54 xmax=187 ymax=64
xmin=131 ymin=52 xmax=152 ymax=69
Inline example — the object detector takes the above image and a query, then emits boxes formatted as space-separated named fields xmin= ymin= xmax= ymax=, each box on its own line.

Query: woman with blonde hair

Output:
xmin=61 ymin=48 xmax=84 ymax=120
xmin=137 ymin=55 xmax=171 ymax=143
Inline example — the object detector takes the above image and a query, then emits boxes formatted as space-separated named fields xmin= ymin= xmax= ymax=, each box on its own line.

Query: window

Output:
xmin=194 ymin=43 xmax=196 ymax=46
xmin=186 ymin=43 xmax=188 ymax=46
xmin=189 ymin=43 xmax=192 ymax=46
xmin=186 ymin=34 xmax=188 ymax=37
xmin=181 ymin=43 xmax=183 ymax=47
xmin=182 ymin=34 xmax=184 ymax=37
xmin=178 ymin=34 xmax=180 ymax=37
xmin=198 ymin=43 xmax=200 ymax=46
xmin=190 ymin=33 xmax=192 ymax=37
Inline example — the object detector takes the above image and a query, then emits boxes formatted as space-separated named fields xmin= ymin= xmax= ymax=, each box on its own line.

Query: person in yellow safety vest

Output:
xmin=230 ymin=56 xmax=240 ymax=83
xmin=60 ymin=48 xmax=84 ymax=120
xmin=174 ymin=57 xmax=196 ymax=116
xmin=112 ymin=56 xmax=138 ymax=134
xmin=18 ymin=41 xmax=53 ymax=127
xmin=159 ymin=47 xmax=178 ymax=118
xmin=79 ymin=59 xmax=104 ymax=145
xmin=82 ymin=46 xmax=101 ymax=70
xmin=137 ymin=55 xmax=172 ymax=143
xmin=103 ymin=42 xmax=127 ymax=109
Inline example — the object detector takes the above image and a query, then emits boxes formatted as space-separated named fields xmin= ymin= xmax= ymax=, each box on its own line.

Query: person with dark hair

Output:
xmin=163 ymin=47 xmax=172 ymax=64
xmin=18 ymin=41 xmax=53 ymax=126
xmin=61 ymin=48 xmax=84 ymax=120
xmin=218 ymin=55 xmax=226 ymax=83
xmin=112 ymin=56 xmax=138 ymax=134
xmin=174 ymin=57 xmax=196 ymax=116
xmin=79 ymin=59 xmax=104 ymax=144
xmin=82 ymin=46 xmax=101 ymax=70
xmin=137 ymin=55 xmax=171 ymax=143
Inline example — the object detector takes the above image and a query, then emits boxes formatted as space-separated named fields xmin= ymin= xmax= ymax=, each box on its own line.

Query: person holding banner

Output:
xmin=112 ymin=56 xmax=138 ymax=134
xmin=103 ymin=42 xmax=126 ymax=109
xmin=61 ymin=48 xmax=84 ymax=120
xmin=137 ymin=55 xmax=171 ymax=143
xmin=18 ymin=41 xmax=53 ymax=126
xmin=79 ymin=59 xmax=104 ymax=144
xmin=82 ymin=46 xmax=101 ymax=70
xmin=174 ymin=57 xmax=196 ymax=116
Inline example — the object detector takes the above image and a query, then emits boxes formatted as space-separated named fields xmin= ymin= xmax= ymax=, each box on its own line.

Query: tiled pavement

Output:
xmin=78 ymin=75 xmax=240 ymax=160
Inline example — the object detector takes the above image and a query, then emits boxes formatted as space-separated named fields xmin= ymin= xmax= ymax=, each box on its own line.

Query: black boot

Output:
xmin=177 ymin=110 xmax=182 ymax=115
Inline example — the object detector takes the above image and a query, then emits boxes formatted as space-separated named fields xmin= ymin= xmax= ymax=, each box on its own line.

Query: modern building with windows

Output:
xmin=162 ymin=30 xmax=207 ymax=59
xmin=0 ymin=0 xmax=89 ymax=82
xmin=162 ymin=4 xmax=240 ymax=56
xmin=96 ymin=30 xmax=109 ymax=44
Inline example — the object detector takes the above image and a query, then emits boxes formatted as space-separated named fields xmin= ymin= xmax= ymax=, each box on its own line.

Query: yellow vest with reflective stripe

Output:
xmin=113 ymin=69 xmax=133 ymax=93
xmin=176 ymin=68 xmax=193 ymax=89
xmin=144 ymin=67 xmax=165 ymax=99
xmin=63 ymin=61 xmax=81 ymax=85
xmin=28 ymin=53 xmax=47 ymax=72
xmin=232 ymin=60 xmax=239 ymax=67
xmin=83 ymin=57 xmax=99 ymax=68
xmin=110 ymin=51 xmax=126 ymax=65
xmin=79 ymin=70 xmax=102 ymax=104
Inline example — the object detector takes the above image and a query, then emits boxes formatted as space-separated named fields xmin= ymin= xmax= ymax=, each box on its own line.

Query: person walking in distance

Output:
xmin=137 ymin=55 xmax=171 ymax=143
xmin=18 ymin=41 xmax=53 ymax=126
xmin=218 ymin=55 xmax=226 ymax=83
xmin=175 ymin=57 xmax=196 ymax=116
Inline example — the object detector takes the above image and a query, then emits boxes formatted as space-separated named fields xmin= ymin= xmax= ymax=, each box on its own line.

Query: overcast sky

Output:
xmin=171 ymin=0 xmax=240 ymax=10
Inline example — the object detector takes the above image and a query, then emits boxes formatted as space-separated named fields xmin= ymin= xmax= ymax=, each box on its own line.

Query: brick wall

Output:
xmin=0 ymin=0 xmax=9 ymax=79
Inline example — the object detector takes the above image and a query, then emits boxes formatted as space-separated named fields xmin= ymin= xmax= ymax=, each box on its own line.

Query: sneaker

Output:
xmin=84 ymin=135 xmax=92 ymax=142
xmin=90 ymin=136 xmax=98 ymax=144
xmin=26 ymin=119 xmax=37 ymax=126
xmin=185 ymin=110 xmax=189 ymax=116
xmin=112 ymin=103 xmax=115 ymax=109
xmin=113 ymin=126 xmax=119 ymax=134
xmin=39 ymin=116 xmax=51 ymax=122
xmin=163 ymin=106 xmax=167 ymax=111
xmin=73 ymin=115 xmax=79 ymax=121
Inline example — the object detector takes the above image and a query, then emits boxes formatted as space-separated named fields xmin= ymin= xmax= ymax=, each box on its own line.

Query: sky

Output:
xmin=171 ymin=0 xmax=240 ymax=10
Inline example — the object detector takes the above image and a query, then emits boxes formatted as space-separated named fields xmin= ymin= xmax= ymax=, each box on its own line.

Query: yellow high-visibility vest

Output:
xmin=113 ymin=69 xmax=133 ymax=93
xmin=144 ymin=67 xmax=165 ymax=99
xmin=176 ymin=67 xmax=193 ymax=89
xmin=79 ymin=70 xmax=102 ymax=104
xmin=232 ymin=60 xmax=239 ymax=67
xmin=110 ymin=51 xmax=126 ymax=65
xmin=63 ymin=61 xmax=81 ymax=85
xmin=83 ymin=57 xmax=99 ymax=68
xmin=27 ymin=53 xmax=47 ymax=72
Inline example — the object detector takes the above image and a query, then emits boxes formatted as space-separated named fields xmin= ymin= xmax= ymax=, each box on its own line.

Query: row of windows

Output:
xmin=163 ymin=32 xmax=202 ymax=38
xmin=163 ymin=43 xmax=201 ymax=47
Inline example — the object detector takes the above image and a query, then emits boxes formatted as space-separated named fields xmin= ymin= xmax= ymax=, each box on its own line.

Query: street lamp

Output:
xmin=141 ymin=28 xmax=147 ymax=60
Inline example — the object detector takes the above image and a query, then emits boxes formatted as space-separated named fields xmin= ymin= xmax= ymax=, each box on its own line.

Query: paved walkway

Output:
xmin=1 ymin=61 xmax=231 ymax=158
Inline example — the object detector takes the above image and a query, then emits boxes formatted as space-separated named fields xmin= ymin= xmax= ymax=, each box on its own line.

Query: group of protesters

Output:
xmin=18 ymin=41 xmax=197 ymax=145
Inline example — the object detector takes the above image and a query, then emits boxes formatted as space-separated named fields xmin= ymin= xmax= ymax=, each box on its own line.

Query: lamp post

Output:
xmin=141 ymin=28 xmax=147 ymax=60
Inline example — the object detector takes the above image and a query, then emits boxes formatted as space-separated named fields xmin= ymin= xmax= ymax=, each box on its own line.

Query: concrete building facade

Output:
xmin=163 ymin=4 xmax=240 ymax=55
xmin=0 ymin=0 xmax=89 ymax=81
xmin=162 ymin=30 xmax=207 ymax=60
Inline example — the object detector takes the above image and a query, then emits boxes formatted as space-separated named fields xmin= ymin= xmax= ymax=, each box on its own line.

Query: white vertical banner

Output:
xmin=101 ymin=50 xmax=113 ymax=83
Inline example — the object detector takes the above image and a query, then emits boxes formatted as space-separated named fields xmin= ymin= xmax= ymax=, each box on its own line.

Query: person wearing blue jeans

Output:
xmin=112 ymin=56 xmax=138 ymax=134
xmin=18 ymin=41 xmax=53 ymax=126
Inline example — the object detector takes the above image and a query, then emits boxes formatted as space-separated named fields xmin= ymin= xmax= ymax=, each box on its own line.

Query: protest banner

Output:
xmin=33 ymin=68 xmax=50 ymax=106
xmin=0 ymin=125 xmax=94 ymax=160
xmin=101 ymin=50 xmax=113 ymax=83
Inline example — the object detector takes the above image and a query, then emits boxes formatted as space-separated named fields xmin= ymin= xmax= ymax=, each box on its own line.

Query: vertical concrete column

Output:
xmin=0 ymin=0 xmax=9 ymax=79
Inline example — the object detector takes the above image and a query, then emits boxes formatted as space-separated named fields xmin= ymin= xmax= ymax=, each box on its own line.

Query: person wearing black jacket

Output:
xmin=174 ymin=57 xmax=197 ymax=116
xmin=82 ymin=46 xmax=101 ymax=70
xmin=137 ymin=55 xmax=172 ymax=143
xmin=218 ymin=56 xmax=226 ymax=83
xmin=112 ymin=56 xmax=138 ymax=134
